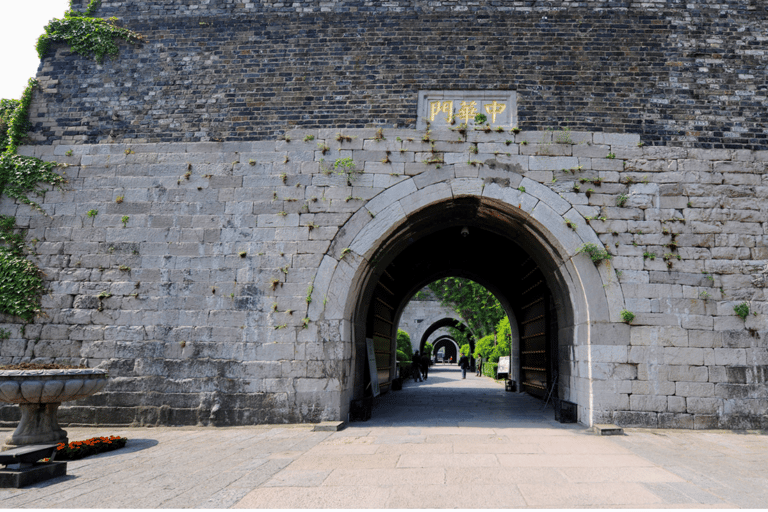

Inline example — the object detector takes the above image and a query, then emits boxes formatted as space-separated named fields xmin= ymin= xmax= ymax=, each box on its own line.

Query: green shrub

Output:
xmin=489 ymin=345 xmax=506 ymax=364
xmin=482 ymin=362 xmax=498 ymax=378
xmin=423 ymin=342 xmax=433 ymax=356
xmin=396 ymin=349 xmax=411 ymax=364
xmin=397 ymin=329 xmax=413 ymax=360
xmin=493 ymin=317 xmax=511 ymax=363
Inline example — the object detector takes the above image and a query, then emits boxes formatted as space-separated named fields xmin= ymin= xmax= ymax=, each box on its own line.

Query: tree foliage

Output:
xmin=427 ymin=277 xmax=505 ymax=341
xmin=473 ymin=334 xmax=495 ymax=361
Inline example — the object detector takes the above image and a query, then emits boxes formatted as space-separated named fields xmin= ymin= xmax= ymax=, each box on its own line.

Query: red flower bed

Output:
xmin=54 ymin=436 xmax=127 ymax=461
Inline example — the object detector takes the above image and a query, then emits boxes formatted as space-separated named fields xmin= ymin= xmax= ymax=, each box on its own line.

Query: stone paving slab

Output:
xmin=0 ymin=365 xmax=766 ymax=508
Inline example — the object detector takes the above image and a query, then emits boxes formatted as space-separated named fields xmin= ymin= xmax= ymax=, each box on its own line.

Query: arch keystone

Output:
xmin=451 ymin=178 xmax=484 ymax=197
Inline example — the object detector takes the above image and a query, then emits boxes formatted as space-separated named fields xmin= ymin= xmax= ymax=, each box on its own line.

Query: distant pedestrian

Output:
xmin=459 ymin=353 xmax=470 ymax=379
xmin=410 ymin=350 xmax=423 ymax=382
xmin=420 ymin=353 xmax=430 ymax=380
xmin=476 ymin=356 xmax=482 ymax=376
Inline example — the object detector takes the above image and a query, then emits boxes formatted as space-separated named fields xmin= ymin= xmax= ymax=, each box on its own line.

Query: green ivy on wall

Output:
xmin=0 ymin=243 xmax=45 ymax=322
xmin=36 ymin=0 xmax=144 ymax=63
xmin=0 ymin=99 xmax=20 ymax=151
xmin=0 ymin=81 xmax=65 ymax=322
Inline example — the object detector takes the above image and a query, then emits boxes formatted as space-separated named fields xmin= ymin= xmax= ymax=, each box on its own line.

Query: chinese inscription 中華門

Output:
xmin=430 ymin=100 xmax=507 ymax=124
xmin=417 ymin=91 xmax=517 ymax=130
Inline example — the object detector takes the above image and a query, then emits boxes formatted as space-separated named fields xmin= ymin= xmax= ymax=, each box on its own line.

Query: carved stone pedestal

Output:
xmin=0 ymin=369 xmax=108 ymax=450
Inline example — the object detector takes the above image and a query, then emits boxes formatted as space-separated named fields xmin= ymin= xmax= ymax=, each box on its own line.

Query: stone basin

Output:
xmin=0 ymin=369 xmax=108 ymax=449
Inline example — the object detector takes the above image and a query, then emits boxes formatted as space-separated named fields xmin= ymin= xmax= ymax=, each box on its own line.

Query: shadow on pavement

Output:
xmin=358 ymin=365 xmax=572 ymax=430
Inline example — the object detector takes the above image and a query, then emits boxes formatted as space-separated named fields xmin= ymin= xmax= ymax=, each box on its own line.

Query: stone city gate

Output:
xmin=1 ymin=0 xmax=767 ymax=430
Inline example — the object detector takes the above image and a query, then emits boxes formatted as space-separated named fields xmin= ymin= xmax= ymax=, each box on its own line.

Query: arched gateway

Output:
xmin=310 ymin=173 xmax=624 ymax=426
xmin=431 ymin=336 xmax=459 ymax=363
xmin=419 ymin=318 xmax=474 ymax=358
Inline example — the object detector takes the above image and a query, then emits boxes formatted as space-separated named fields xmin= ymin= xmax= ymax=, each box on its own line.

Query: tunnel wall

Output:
xmin=1 ymin=128 xmax=766 ymax=429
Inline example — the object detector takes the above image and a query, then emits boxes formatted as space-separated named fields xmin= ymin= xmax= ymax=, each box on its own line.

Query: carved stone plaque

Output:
xmin=417 ymin=90 xmax=517 ymax=130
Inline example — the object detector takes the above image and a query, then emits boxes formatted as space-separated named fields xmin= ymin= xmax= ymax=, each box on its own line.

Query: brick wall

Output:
xmin=30 ymin=2 xmax=768 ymax=149
xmin=84 ymin=0 xmax=765 ymax=16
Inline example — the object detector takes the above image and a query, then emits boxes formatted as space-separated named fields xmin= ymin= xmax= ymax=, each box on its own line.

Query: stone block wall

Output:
xmin=1 ymin=128 xmax=766 ymax=429
xmin=397 ymin=298 xmax=460 ymax=353
xmin=29 ymin=1 xmax=768 ymax=149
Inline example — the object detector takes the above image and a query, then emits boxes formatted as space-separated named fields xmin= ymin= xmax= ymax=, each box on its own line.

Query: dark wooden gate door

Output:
xmin=368 ymin=270 xmax=397 ymax=393
xmin=518 ymin=257 xmax=550 ymax=398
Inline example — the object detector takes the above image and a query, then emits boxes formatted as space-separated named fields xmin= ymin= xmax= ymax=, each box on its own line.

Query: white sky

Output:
xmin=0 ymin=0 xmax=70 ymax=100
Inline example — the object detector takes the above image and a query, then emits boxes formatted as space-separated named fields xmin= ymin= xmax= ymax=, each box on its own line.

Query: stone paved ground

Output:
xmin=1 ymin=364 xmax=766 ymax=508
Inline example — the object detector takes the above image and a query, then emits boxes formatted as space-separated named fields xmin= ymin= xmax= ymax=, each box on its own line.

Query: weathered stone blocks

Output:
xmin=0 ymin=129 xmax=766 ymax=429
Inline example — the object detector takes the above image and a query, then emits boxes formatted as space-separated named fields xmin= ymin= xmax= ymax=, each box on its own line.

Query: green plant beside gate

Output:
xmin=482 ymin=362 xmax=499 ymax=379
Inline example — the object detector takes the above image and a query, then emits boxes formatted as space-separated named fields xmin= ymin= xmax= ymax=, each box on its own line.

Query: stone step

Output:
xmin=592 ymin=424 xmax=624 ymax=436
xmin=312 ymin=421 xmax=345 ymax=432
xmin=0 ymin=444 xmax=59 ymax=465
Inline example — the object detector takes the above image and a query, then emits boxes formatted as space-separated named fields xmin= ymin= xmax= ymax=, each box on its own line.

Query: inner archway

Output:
xmin=431 ymin=336 xmax=459 ymax=363
xmin=419 ymin=318 xmax=474 ymax=359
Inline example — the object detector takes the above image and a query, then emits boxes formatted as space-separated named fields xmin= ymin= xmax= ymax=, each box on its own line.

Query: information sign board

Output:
xmin=366 ymin=338 xmax=380 ymax=397
xmin=497 ymin=356 xmax=510 ymax=375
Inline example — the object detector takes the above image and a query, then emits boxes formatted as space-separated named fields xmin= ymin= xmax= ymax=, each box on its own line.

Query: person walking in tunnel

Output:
xmin=411 ymin=350 xmax=423 ymax=382
xmin=420 ymin=352 xmax=430 ymax=380
xmin=459 ymin=353 xmax=470 ymax=379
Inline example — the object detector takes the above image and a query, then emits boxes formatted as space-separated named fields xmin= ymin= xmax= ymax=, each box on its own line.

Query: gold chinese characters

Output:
xmin=484 ymin=101 xmax=506 ymax=123
xmin=429 ymin=100 xmax=508 ymax=125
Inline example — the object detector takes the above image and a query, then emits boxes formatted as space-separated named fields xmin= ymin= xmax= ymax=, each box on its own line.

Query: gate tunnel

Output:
xmin=431 ymin=336 xmax=459 ymax=363
xmin=419 ymin=318 xmax=474 ymax=359
xmin=350 ymin=195 xmax=585 ymax=416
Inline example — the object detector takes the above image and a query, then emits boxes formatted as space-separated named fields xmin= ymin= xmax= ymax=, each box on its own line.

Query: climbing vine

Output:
xmin=0 ymin=99 xmax=20 ymax=151
xmin=0 ymin=248 xmax=45 ymax=322
xmin=0 ymin=82 xmax=65 ymax=322
xmin=36 ymin=0 xmax=144 ymax=63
